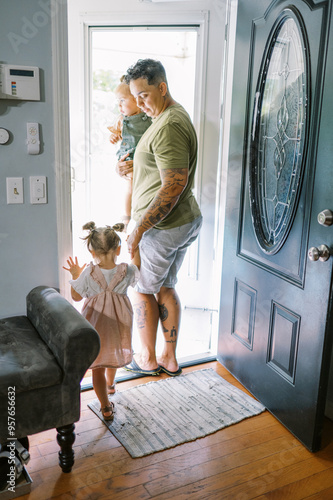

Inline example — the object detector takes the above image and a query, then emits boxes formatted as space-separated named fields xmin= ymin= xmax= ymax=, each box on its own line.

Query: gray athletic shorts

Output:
xmin=135 ymin=215 xmax=203 ymax=294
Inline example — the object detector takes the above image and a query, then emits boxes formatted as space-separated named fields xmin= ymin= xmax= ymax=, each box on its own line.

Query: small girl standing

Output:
xmin=63 ymin=221 xmax=139 ymax=421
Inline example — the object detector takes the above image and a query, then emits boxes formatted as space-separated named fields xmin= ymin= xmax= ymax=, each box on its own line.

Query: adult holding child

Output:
xmin=118 ymin=59 xmax=202 ymax=377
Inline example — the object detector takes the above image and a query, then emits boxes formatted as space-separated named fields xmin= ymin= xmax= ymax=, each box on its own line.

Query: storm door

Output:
xmin=68 ymin=21 xmax=218 ymax=379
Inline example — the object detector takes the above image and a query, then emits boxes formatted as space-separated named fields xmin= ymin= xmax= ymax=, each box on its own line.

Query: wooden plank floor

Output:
xmin=18 ymin=361 xmax=333 ymax=499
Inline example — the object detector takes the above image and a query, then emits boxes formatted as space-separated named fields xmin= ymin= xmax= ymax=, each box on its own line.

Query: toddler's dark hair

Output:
xmin=82 ymin=221 xmax=124 ymax=256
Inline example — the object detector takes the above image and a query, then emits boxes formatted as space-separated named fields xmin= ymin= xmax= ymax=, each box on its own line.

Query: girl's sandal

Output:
xmin=107 ymin=384 xmax=116 ymax=395
xmin=101 ymin=402 xmax=115 ymax=421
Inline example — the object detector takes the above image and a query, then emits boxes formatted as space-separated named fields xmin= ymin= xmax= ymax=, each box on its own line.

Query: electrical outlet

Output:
xmin=6 ymin=177 xmax=24 ymax=204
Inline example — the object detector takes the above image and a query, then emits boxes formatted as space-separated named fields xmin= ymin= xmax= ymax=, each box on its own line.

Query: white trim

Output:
xmin=210 ymin=0 xmax=238 ymax=346
xmin=143 ymin=0 xmax=197 ymax=3
xmin=52 ymin=0 xmax=72 ymax=300
xmin=78 ymin=10 xmax=207 ymax=26
xmin=188 ymin=10 xmax=209 ymax=280
xmin=214 ymin=0 xmax=238 ymax=273
xmin=84 ymin=22 xmax=92 ymax=216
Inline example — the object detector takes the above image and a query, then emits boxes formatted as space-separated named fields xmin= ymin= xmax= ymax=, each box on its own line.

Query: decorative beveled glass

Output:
xmin=250 ymin=11 xmax=309 ymax=254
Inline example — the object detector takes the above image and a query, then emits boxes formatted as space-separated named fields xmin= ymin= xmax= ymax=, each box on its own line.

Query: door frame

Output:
xmin=53 ymin=1 xmax=230 ymax=360
xmin=51 ymin=0 xmax=72 ymax=301
xmin=214 ymin=0 xmax=238 ymax=308
xmin=74 ymin=10 xmax=209 ymax=278
xmin=51 ymin=4 xmax=211 ymax=298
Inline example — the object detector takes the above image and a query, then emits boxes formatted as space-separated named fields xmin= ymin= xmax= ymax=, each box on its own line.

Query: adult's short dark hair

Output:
xmin=124 ymin=59 xmax=168 ymax=87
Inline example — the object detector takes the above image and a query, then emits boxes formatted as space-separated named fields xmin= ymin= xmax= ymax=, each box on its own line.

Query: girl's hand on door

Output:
xmin=63 ymin=256 xmax=86 ymax=280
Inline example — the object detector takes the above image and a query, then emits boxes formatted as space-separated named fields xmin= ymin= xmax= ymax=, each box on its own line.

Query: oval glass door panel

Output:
xmin=250 ymin=11 xmax=309 ymax=254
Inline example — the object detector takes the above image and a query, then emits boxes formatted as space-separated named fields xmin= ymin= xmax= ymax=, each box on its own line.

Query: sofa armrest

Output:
xmin=26 ymin=286 xmax=100 ymax=383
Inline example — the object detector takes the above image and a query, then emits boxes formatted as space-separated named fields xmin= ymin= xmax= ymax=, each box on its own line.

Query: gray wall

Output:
xmin=0 ymin=0 xmax=59 ymax=317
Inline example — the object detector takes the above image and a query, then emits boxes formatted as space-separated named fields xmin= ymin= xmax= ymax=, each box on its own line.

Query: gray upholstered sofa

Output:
xmin=0 ymin=286 xmax=100 ymax=473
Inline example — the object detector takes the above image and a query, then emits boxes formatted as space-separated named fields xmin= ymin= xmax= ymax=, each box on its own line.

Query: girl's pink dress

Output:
xmin=81 ymin=263 xmax=133 ymax=369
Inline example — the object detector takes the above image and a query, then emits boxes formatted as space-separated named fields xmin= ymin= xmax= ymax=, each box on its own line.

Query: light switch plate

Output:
xmin=30 ymin=176 xmax=47 ymax=204
xmin=6 ymin=177 xmax=24 ymax=204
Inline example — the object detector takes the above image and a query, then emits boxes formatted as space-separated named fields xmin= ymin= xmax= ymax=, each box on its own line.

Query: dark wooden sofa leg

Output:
xmin=56 ymin=423 xmax=75 ymax=473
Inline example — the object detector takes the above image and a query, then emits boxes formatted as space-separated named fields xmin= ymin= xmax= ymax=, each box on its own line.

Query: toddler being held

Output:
xmin=108 ymin=77 xmax=152 ymax=260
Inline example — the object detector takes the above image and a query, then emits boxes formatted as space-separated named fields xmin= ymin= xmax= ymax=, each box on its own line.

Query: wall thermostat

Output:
xmin=0 ymin=64 xmax=40 ymax=101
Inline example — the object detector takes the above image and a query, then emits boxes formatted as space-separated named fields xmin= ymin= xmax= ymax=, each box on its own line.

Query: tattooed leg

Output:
xmin=156 ymin=287 xmax=181 ymax=372
xmin=132 ymin=291 xmax=160 ymax=370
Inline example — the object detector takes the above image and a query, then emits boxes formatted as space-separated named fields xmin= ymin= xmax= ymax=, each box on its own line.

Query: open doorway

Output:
xmin=72 ymin=27 xmax=198 ymax=256
xmin=68 ymin=22 xmax=218 ymax=387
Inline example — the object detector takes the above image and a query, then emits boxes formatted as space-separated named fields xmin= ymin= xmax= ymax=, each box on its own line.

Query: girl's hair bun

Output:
xmin=81 ymin=221 xmax=122 ymax=255
xmin=111 ymin=222 xmax=125 ymax=232
xmin=82 ymin=221 xmax=96 ymax=231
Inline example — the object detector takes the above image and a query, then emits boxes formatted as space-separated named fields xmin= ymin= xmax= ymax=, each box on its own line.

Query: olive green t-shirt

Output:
xmin=132 ymin=103 xmax=202 ymax=230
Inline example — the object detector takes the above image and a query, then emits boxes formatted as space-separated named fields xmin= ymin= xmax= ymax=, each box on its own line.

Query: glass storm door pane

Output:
xmin=250 ymin=12 xmax=309 ymax=254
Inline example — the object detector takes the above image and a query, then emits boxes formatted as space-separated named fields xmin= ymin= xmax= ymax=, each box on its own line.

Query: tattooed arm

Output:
xmin=127 ymin=167 xmax=188 ymax=258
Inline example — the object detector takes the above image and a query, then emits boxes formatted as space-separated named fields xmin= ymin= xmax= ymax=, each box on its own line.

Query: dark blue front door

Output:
xmin=218 ymin=0 xmax=333 ymax=451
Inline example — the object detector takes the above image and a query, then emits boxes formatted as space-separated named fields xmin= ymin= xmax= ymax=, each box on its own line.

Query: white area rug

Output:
xmin=88 ymin=368 xmax=265 ymax=458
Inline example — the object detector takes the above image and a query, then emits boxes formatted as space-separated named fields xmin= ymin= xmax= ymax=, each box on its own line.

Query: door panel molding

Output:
xmin=231 ymin=279 xmax=257 ymax=351
xmin=267 ymin=301 xmax=301 ymax=385
xmin=236 ymin=0 xmax=330 ymax=288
